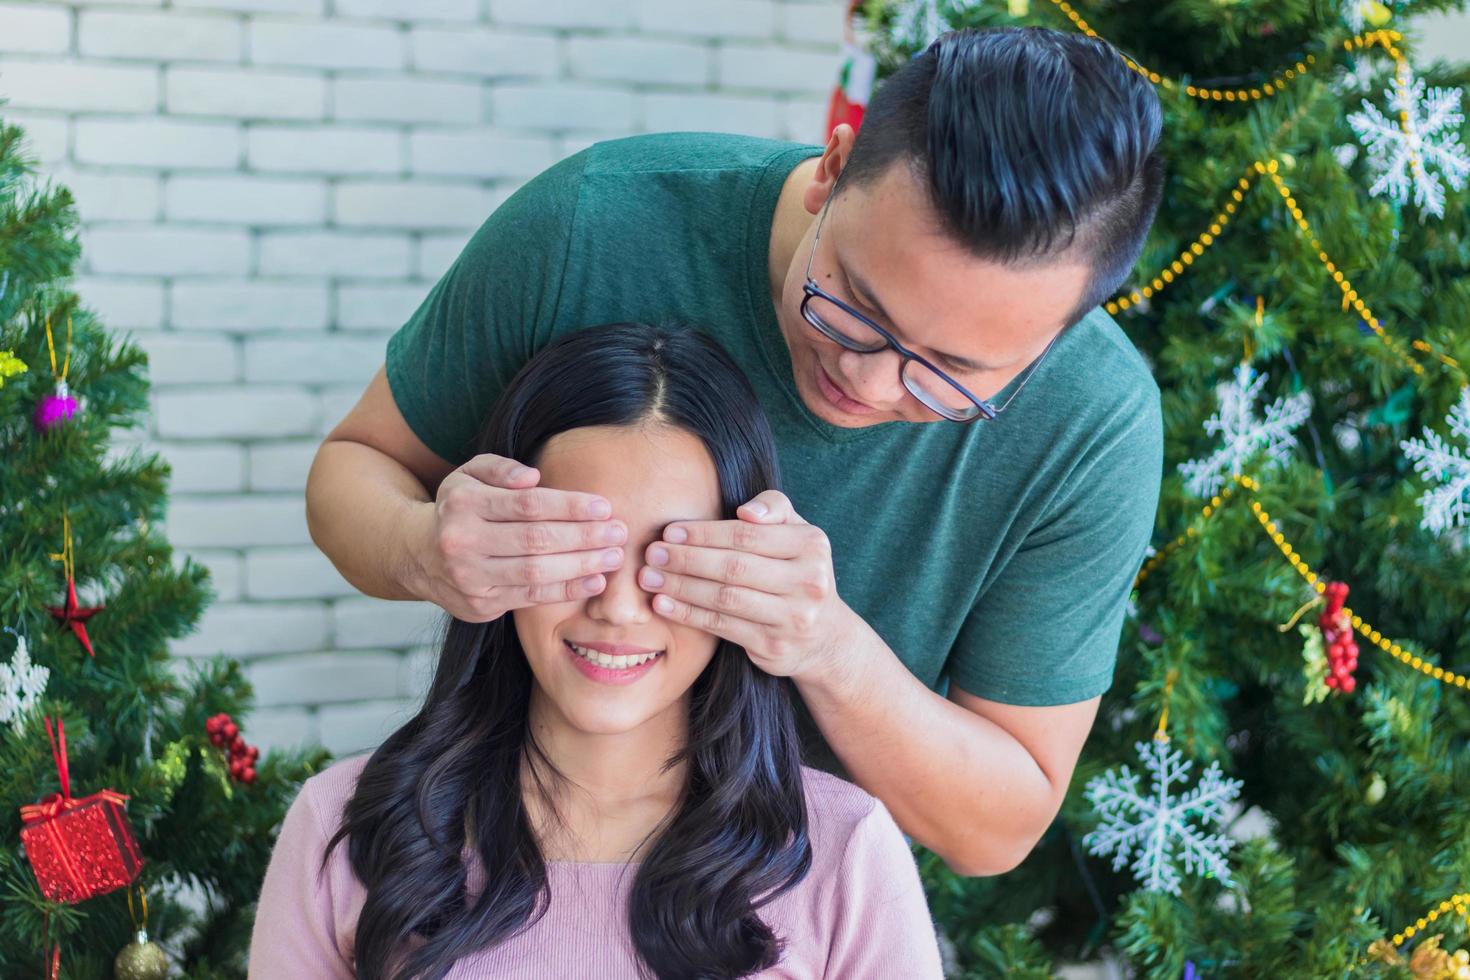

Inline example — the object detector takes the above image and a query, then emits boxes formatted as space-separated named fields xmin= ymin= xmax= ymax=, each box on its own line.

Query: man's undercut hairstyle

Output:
xmin=842 ymin=25 xmax=1165 ymax=331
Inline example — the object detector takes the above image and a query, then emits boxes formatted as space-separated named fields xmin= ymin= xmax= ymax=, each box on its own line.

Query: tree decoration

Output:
xmin=0 ymin=627 xmax=48 ymax=728
xmin=1318 ymin=582 xmax=1360 ymax=694
xmin=19 ymin=717 xmax=144 ymax=903
xmin=45 ymin=513 xmax=103 ymax=658
xmin=206 ymin=712 xmax=260 ymax=785
xmin=1177 ymin=362 xmax=1312 ymax=498
xmin=1401 ymin=387 xmax=1470 ymax=536
xmin=1083 ymin=673 xmax=1244 ymax=895
xmin=1346 ymin=64 xmax=1469 ymax=218
xmin=113 ymin=887 xmax=168 ymax=980
xmin=32 ymin=312 xmax=79 ymax=433
xmin=0 ymin=348 xmax=26 ymax=386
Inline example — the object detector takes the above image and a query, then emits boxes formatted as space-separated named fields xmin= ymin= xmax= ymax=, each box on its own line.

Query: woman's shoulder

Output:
xmin=797 ymin=765 xmax=907 ymax=863
xmin=295 ymin=752 xmax=374 ymax=823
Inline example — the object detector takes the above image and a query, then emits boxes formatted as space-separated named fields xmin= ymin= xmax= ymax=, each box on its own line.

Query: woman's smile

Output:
xmin=564 ymin=639 xmax=665 ymax=685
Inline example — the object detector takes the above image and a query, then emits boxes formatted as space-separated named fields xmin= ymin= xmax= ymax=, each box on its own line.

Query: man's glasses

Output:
xmin=799 ymin=180 xmax=1058 ymax=423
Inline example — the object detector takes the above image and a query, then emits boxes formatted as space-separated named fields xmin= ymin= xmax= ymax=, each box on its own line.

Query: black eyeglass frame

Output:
xmin=799 ymin=180 xmax=1059 ymax=423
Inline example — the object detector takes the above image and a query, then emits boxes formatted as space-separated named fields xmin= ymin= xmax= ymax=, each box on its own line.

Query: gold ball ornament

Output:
xmin=114 ymin=929 xmax=169 ymax=980
xmin=1365 ymin=772 xmax=1387 ymax=805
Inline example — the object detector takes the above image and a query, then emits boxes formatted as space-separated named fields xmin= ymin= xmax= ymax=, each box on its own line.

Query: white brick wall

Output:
xmin=0 ymin=0 xmax=841 ymax=757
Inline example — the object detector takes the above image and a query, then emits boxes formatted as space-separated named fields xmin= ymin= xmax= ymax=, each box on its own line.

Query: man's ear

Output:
xmin=803 ymin=124 xmax=859 ymax=215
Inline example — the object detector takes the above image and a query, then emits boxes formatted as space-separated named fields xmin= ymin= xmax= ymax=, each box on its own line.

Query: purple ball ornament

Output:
xmin=33 ymin=380 xmax=80 ymax=433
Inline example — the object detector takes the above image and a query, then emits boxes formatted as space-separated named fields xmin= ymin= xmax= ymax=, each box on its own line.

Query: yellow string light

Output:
xmin=1137 ymin=473 xmax=1470 ymax=692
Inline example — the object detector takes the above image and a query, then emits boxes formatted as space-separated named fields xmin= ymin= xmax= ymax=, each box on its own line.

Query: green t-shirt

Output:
xmin=386 ymin=132 xmax=1163 ymax=770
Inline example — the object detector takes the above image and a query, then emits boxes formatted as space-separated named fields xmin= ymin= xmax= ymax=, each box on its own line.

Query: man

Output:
xmin=305 ymin=26 xmax=1165 ymax=877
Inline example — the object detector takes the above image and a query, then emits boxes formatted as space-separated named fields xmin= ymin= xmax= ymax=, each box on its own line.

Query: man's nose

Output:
xmin=839 ymin=346 xmax=910 ymax=407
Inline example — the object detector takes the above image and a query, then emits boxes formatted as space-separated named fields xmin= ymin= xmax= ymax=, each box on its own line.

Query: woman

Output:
xmin=249 ymin=323 xmax=944 ymax=979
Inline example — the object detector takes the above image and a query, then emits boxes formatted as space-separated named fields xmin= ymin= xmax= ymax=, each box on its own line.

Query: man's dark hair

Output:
xmin=842 ymin=25 xmax=1165 ymax=330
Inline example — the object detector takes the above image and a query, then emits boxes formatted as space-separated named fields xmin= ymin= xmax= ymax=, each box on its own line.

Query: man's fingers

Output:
xmin=462 ymin=484 xmax=612 ymax=523
xmin=458 ymin=452 xmax=541 ymax=488
xmin=480 ymin=519 xmax=627 ymax=557
xmin=643 ymin=543 xmax=793 ymax=595
xmin=737 ymin=489 xmax=798 ymax=523
xmin=662 ymin=519 xmax=812 ymax=558
xmin=494 ymin=547 xmax=625 ymax=590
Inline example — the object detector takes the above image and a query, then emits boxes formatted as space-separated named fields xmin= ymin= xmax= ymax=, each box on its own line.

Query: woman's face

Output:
xmin=513 ymin=423 xmax=724 ymax=737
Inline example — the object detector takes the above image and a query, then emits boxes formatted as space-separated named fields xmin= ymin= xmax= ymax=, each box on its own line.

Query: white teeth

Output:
xmin=569 ymin=642 xmax=661 ymax=670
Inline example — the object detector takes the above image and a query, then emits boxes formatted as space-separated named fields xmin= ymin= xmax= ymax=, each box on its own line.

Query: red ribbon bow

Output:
xmin=18 ymin=717 xmax=129 ymax=825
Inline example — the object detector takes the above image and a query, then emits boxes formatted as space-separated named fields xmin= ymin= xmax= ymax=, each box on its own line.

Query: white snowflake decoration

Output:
xmin=1177 ymin=363 xmax=1312 ymax=498
xmin=1400 ymin=386 xmax=1470 ymax=535
xmin=1084 ymin=735 xmax=1244 ymax=896
xmin=0 ymin=631 xmax=48 ymax=729
xmin=1346 ymin=67 xmax=1469 ymax=219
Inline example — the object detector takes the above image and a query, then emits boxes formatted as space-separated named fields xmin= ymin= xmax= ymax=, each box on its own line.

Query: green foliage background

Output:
xmin=861 ymin=1 xmax=1470 ymax=976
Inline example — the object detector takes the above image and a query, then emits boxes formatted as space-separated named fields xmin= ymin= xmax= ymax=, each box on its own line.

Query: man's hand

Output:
xmin=636 ymin=490 xmax=855 ymax=679
xmin=408 ymin=454 xmax=629 ymax=622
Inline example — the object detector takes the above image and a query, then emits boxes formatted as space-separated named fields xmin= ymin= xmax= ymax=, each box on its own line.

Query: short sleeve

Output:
xmin=823 ymin=799 xmax=945 ymax=979
xmin=948 ymin=380 xmax=1164 ymax=706
xmin=248 ymin=780 xmax=355 ymax=980
xmin=384 ymin=149 xmax=588 ymax=466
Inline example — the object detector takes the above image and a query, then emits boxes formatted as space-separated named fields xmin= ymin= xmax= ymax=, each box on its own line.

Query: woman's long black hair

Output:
xmin=322 ymin=323 xmax=812 ymax=980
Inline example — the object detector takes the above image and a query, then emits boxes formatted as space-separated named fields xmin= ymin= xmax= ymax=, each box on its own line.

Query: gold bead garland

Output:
xmin=1105 ymin=168 xmax=1257 ymax=314
xmin=1045 ymin=2 xmax=1416 ymax=104
xmin=1105 ymin=157 xmax=1459 ymax=380
xmin=1357 ymin=892 xmax=1470 ymax=968
xmin=1133 ymin=474 xmax=1470 ymax=693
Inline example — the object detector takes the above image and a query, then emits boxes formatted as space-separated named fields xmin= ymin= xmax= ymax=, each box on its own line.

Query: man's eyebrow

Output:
xmin=845 ymin=264 xmax=996 ymax=373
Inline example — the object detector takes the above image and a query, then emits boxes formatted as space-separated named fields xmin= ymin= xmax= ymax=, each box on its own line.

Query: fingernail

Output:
xmin=509 ymin=466 xmax=532 ymax=481
xmin=642 ymin=568 xmax=665 ymax=588
xmin=590 ymin=500 xmax=611 ymax=519
xmin=648 ymin=545 xmax=668 ymax=567
xmin=745 ymin=501 xmax=768 ymax=517
xmin=582 ymin=575 xmax=604 ymax=593
xmin=602 ymin=548 xmax=622 ymax=569
xmin=654 ymin=595 xmax=675 ymax=614
xmin=665 ymin=526 xmax=687 ymax=544
xmin=604 ymin=523 xmax=626 ymax=544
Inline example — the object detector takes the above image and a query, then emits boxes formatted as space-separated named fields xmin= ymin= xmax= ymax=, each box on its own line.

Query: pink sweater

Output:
xmin=248 ymin=753 xmax=945 ymax=979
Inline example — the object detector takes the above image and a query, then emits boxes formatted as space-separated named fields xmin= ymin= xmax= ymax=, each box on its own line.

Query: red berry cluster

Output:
xmin=206 ymin=712 xmax=259 ymax=784
xmin=1319 ymin=582 xmax=1359 ymax=694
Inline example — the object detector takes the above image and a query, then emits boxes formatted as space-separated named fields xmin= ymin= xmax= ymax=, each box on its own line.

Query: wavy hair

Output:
xmin=323 ymin=322 xmax=812 ymax=980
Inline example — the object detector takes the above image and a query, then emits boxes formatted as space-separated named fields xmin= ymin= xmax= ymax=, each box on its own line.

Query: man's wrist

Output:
xmin=389 ymin=499 xmax=437 ymax=603
xmin=791 ymin=603 xmax=880 ymax=705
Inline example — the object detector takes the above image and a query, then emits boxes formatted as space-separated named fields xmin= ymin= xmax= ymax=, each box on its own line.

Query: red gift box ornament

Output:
xmin=19 ymin=716 xmax=144 ymax=903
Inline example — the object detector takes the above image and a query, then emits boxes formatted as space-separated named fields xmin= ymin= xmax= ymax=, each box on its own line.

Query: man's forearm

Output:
xmin=305 ymin=439 xmax=433 ymax=602
xmin=794 ymin=610 xmax=1060 ymax=877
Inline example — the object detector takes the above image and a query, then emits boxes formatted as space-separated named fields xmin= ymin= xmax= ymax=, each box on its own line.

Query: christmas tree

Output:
xmin=860 ymin=1 xmax=1470 ymax=977
xmin=0 ymin=107 xmax=325 ymax=977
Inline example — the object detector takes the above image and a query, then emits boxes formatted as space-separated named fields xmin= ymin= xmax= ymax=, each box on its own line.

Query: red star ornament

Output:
xmin=46 ymin=577 xmax=103 ymax=657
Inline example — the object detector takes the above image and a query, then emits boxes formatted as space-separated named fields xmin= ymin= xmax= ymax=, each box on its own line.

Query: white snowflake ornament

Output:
xmin=1400 ymin=386 xmax=1470 ymax=536
xmin=0 ymin=630 xmax=48 ymax=728
xmin=1346 ymin=67 xmax=1469 ymax=219
xmin=1177 ymin=363 xmax=1312 ymax=498
xmin=1084 ymin=734 xmax=1244 ymax=896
